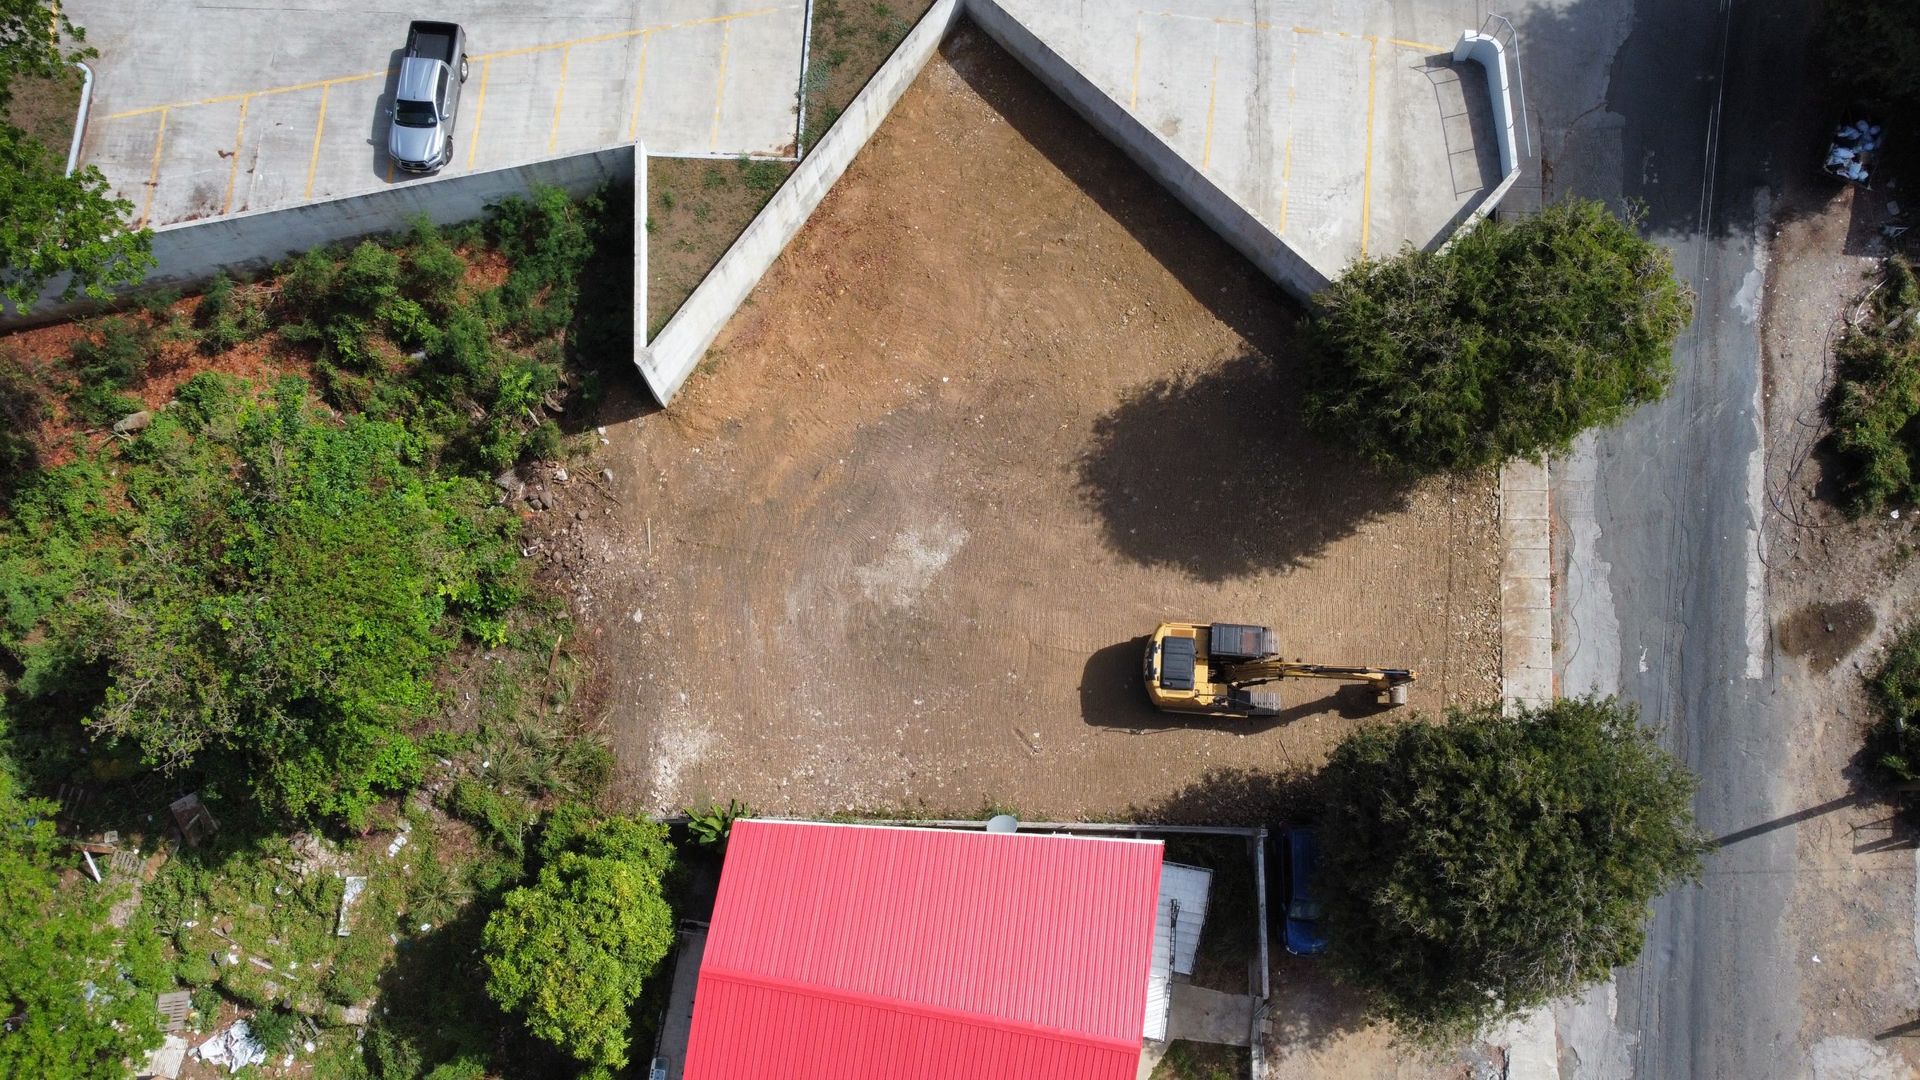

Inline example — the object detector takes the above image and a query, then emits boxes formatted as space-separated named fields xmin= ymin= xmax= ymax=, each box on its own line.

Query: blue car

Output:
xmin=1282 ymin=828 xmax=1327 ymax=955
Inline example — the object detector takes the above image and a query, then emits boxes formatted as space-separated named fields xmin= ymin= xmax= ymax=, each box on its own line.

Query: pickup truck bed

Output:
xmin=406 ymin=21 xmax=460 ymax=62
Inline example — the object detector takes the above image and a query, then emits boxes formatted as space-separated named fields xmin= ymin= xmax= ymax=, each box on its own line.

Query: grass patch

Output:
xmin=1162 ymin=836 xmax=1259 ymax=994
xmin=1150 ymin=1041 xmax=1249 ymax=1080
xmin=801 ymin=0 xmax=935 ymax=151
xmin=2 ymin=64 xmax=83 ymax=158
xmin=1826 ymin=256 xmax=1920 ymax=516
xmin=645 ymin=156 xmax=796 ymax=334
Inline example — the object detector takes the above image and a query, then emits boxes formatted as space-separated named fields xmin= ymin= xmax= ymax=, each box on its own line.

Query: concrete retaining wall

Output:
xmin=5 ymin=145 xmax=637 ymax=328
xmin=965 ymin=0 xmax=1329 ymax=301
xmin=637 ymin=0 xmax=963 ymax=403
xmin=1444 ymin=31 xmax=1522 ymax=241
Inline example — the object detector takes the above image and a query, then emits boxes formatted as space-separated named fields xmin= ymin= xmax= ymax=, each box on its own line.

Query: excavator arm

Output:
xmin=1142 ymin=622 xmax=1417 ymax=717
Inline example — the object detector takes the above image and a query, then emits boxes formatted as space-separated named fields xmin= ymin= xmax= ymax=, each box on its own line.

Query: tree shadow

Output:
xmin=1507 ymin=0 xmax=1817 ymax=240
xmin=1074 ymin=352 xmax=1414 ymax=581
xmin=1079 ymin=636 xmax=1391 ymax=735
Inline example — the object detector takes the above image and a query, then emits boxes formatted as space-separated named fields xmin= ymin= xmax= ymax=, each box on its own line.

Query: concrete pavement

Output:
xmin=991 ymin=0 xmax=1502 ymax=280
xmin=68 ymin=0 xmax=806 ymax=227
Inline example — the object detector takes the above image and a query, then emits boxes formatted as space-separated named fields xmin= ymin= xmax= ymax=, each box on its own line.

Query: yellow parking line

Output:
xmin=106 ymin=69 xmax=386 ymax=120
xmin=708 ymin=22 xmax=733 ymax=149
xmin=304 ymin=84 xmax=330 ymax=200
xmin=386 ymin=158 xmax=394 ymax=183
xmin=627 ymin=31 xmax=653 ymax=141
xmin=1278 ymin=139 xmax=1292 ymax=233
xmin=1200 ymin=37 xmax=1220 ymax=172
xmin=221 ymin=95 xmax=251 ymax=215
xmin=1145 ymin=9 xmax=1440 ymax=51
xmin=138 ymin=107 xmax=168 ymax=228
xmin=467 ymin=58 xmax=492 ymax=169
xmin=101 ymin=5 xmax=791 ymax=122
xmin=1360 ymin=37 xmax=1378 ymax=254
xmin=1129 ymin=15 xmax=1143 ymax=110
xmin=547 ymin=46 xmax=572 ymax=155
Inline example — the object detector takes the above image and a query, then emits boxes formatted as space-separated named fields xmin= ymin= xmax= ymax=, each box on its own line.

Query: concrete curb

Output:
xmin=65 ymin=62 xmax=94 ymax=179
xmin=1441 ymin=31 xmax=1523 ymax=245
xmin=1500 ymin=458 xmax=1554 ymax=711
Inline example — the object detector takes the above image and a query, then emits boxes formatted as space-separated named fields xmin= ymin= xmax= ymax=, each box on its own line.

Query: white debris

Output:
xmin=336 ymin=876 xmax=368 ymax=937
xmin=194 ymin=1020 xmax=266 ymax=1073
xmin=384 ymin=832 xmax=409 ymax=858
xmin=142 ymin=1035 xmax=189 ymax=1079
xmin=631 ymin=609 xmax=645 ymax=624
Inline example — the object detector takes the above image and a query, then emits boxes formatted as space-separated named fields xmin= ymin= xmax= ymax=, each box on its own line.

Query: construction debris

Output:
xmin=169 ymin=793 xmax=218 ymax=847
xmin=336 ymin=875 xmax=368 ymax=937
xmin=194 ymin=1019 xmax=266 ymax=1073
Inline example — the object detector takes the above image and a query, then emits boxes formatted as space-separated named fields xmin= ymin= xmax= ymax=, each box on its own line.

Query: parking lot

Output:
xmin=999 ymin=0 xmax=1499 ymax=276
xmin=67 ymin=0 xmax=807 ymax=227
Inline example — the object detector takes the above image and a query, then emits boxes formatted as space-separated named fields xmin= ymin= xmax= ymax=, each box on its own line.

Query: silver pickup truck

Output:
xmin=386 ymin=21 xmax=469 ymax=174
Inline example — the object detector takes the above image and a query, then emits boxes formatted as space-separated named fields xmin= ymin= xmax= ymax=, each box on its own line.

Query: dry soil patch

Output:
xmin=583 ymin=29 xmax=1500 ymax=819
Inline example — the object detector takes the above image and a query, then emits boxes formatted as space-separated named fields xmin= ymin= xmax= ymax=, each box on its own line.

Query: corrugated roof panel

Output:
xmin=683 ymin=820 xmax=1163 ymax=1080
xmin=1143 ymin=861 xmax=1215 ymax=1041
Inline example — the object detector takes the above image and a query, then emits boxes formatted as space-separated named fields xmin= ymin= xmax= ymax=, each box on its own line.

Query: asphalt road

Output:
xmin=1531 ymin=0 xmax=1817 ymax=1075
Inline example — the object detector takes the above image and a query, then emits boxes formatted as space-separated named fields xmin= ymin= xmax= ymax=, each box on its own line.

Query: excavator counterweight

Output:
xmin=1141 ymin=621 xmax=1415 ymax=718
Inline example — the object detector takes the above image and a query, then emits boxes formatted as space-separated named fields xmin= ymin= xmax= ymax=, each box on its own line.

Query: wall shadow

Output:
xmin=1075 ymin=352 xmax=1413 ymax=581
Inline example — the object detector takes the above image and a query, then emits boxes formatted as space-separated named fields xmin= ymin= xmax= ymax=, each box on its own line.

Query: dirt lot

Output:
xmin=578 ymin=28 xmax=1501 ymax=819
xmin=1761 ymin=173 xmax=1920 ymax=1075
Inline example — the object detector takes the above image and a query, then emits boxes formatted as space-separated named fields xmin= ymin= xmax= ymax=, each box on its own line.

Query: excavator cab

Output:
xmin=1142 ymin=622 xmax=1415 ymax=718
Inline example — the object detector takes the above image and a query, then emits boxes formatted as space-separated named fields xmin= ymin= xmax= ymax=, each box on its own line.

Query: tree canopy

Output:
xmin=482 ymin=819 xmax=677 ymax=1070
xmin=1317 ymin=697 xmax=1707 ymax=1041
xmin=1303 ymin=200 xmax=1692 ymax=476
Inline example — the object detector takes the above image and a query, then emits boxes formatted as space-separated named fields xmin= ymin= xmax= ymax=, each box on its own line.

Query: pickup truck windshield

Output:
xmin=394 ymin=99 xmax=436 ymax=128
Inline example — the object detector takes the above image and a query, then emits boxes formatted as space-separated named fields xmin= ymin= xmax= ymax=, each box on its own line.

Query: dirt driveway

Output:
xmin=581 ymin=28 xmax=1500 ymax=818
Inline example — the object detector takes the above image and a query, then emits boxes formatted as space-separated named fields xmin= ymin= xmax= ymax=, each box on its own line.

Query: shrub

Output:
xmin=175 ymin=952 xmax=220 ymax=987
xmin=194 ymin=274 xmax=268 ymax=355
xmin=247 ymin=1006 xmax=299 ymax=1053
xmin=1868 ymin=620 xmax=1920 ymax=781
xmin=18 ymin=376 xmax=523 ymax=825
xmin=1304 ymin=200 xmax=1693 ymax=475
xmin=1825 ymin=258 xmax=1920 ymax=516
xmin=68 ymin=316 xmax=150 ymax=387
xmin=1318 ymin=696 xmax=1706 ymax=1042
xmin=449 ymin=779 xmax=536 ymax=857
xmin=482 ymin=819 xmax=676 ymax=1069
xmin=402 ymin=216 xmax=467 ymax=310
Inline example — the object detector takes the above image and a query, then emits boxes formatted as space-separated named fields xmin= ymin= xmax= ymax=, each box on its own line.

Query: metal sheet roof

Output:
xmin=1144 ymin=861 xmax=1214 ymax=1041
xmin=682 ymin=820 xmax=1164 ymax=1080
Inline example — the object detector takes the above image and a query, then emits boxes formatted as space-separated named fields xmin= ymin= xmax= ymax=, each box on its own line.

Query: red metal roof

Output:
xmin=682 ymin=820 xmax=1164 ymax=1080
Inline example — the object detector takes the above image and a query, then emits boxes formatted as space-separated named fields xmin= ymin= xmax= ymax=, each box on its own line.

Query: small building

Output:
xmin=679 ymin=819 xmax=1200 ymax=1080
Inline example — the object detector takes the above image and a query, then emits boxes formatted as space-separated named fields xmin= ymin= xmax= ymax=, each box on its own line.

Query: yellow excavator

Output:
xmin=1142 ymin=622 xmax=1416 ymax=718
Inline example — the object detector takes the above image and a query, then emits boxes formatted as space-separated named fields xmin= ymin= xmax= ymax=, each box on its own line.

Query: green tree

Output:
xmin=482 ymin=819 xmax=676 ymax=1070
xmin=0 ymin=0 xmax=152 ymax=308
xmin=1318 ymin=697 xmax=1707 ymax=1042
xmin=0 ymin=773 xmax=168 ymax=1078
xmin=1304 ymin=200 xmax=1692 ymax=476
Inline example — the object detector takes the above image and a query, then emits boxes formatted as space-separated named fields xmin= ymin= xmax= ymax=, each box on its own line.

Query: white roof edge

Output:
xmin=741 ymin=819 xmax=1165 ymax=846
